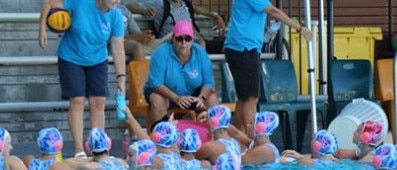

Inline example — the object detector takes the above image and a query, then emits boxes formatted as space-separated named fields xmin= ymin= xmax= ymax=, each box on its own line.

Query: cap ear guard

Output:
xmin=373 ymin=155 xmax=382 ymax=168
xmin=312 ymin=141 xmax=322 ymax=152
xmin=255 ymin=122 xmax=267 ymax=134
xmin=151 ymin=132 xmax=162 ymax=144
xmin=360 ymin=131 xmax=372 ymax=143
xmin=54 ymin=140 xmax=63 ymax=152
xmin=137 ymin=152 xmax=150 ymax=165
xmin=209 ymin=117 xmax=219 ymax=129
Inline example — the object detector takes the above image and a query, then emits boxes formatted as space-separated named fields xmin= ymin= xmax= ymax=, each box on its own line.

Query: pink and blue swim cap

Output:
xmin=359 ymin=120 xmax=383 ymax=146
xmin=208 ymin=105 xmax=231 ymax=132
xmin=85 ymin=127 xmax=112 ymax=153
xmin=254 ymin=111 xmax=279 ymax=137
xmin=213 ymin=152 xmax=240 ymax=170
xmin=37 ymin=127 xmax=63 ymax=154
xmin=151 ymin=122 xmax=178 ymax=148
xmin=129 ymin=139 xmax=157 ymax=167
xmin=178 ymin=128 xmax=202 ymax=153
xmin=373 ymin=144 xmax=397 ymax=169
xmin=311 ymin=129 xmax=338 ymax=156
xmin=0 ymin=127 xmax=10 ymax=154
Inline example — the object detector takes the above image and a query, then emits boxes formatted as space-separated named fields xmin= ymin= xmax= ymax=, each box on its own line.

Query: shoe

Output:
xmin=115 ymin=90 xmax=127 ymax=121
xmin=74 ymin=151 xmax=87 ymax=158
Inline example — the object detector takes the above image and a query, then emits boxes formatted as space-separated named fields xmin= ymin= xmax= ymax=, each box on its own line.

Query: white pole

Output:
xmin=304 ymin=0 xmax=318 ymax=133
xmin=319 ymin=0 xmax=327 ymax=95
xmin=393 ymin=50 xmax=397 ymax=143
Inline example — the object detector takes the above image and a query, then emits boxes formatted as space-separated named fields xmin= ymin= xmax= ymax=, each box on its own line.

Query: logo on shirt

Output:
xmin=101 ymin=22 xmax=111 ymax=34
xmin=188 ymin=70 xmax=199 ymax=79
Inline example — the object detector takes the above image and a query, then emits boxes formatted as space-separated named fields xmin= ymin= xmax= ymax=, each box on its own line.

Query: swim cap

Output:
xmin=37 ymin=127 xmax=63 ymax=154
xmin=85 ymin=128 xmax=112 ymax=153
xmin=311 ymin=129 xmax=338 ymax=156
xmin=359 ymin=120 xmax=383 ymax=146
xmin=213 ymin=152 xmax=240 ymax=170
xmin=151 ymin=122 xmax=178 ymax=148
xmin=129 ymin=139 xmax=157 ymax=167
xmin=0 ymin=127 xmax=10 ymax=154
xmin=254 ymin=111 xmax=279 ymax=137
xmin=373 ymin=144 xmax=397 ymax=169
xmin=178 ymin=128 xmax=202 ymax=153
xmin=207 ymin=105 xmax=231 ymax=132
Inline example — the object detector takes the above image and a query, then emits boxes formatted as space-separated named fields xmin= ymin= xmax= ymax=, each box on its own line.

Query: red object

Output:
xmin=177 ymin=120 xmax=212 ymax=143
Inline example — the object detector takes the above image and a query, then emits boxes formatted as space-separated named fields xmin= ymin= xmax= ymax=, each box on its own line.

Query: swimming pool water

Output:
xmin=241 ymin=159 xmax=376 ymax=170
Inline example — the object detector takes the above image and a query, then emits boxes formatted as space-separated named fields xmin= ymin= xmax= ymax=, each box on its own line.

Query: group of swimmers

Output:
xmin=0 ymin=103 xmax=396 ymax=169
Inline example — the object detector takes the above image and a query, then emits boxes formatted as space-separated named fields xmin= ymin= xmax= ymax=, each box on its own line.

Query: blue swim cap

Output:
xmin=213 ymin=152 xmax=240 ymax=170
xmin=129 ymin=139 xmax=157 ymax=167
xmin=312 ymin=129 xmax=338 ymax=156
xmin=151 ymin=122 xmax=178 ymax=148
xmin=178 ymin=128 xmax=202 ymax=153
xmin=207 ymin=105 xmax=231 ymax=132
xmin=85 ymin=128 xmax=112 ymax=153
xmin=254 ymin=111 xmax=279 ymax=137
xmin=0 ymin=127 xmax=10 ymax=154
xmin=373 ymin=144 xmax=397 ymax=169
xmin=37 ymin=127 xmax=63 ymax=154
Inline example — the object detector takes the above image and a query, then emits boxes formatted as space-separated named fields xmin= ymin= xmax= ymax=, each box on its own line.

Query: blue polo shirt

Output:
xmin=144 ymin=42 xmax=214 ymax=96
xmin=59 ymin=0 xmax=124 ymax=66
xmin=224 ymin=0 xmax=271 ymax=53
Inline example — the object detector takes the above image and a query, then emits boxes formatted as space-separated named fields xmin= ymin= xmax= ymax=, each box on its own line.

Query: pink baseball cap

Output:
xmin=173 ymin=21 xmax=194 ymax=38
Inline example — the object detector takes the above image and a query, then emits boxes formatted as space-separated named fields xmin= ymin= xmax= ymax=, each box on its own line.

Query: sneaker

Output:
xmin=115 ymin=90 xmax=127 ymax=121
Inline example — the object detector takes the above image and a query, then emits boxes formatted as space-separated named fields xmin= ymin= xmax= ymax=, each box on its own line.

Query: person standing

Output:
xmin=38 ymin=0 xmax=126 ymax=158
xmin=224 ymin=0 xmax=313 ymax=134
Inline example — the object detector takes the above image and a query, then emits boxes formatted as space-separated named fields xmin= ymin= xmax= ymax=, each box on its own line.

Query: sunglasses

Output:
xmin=175 ymin=36 xmax=193 ymax=42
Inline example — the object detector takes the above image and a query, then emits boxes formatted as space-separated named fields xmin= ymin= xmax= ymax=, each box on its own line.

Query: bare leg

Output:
xmin=125 ymin=40 xmax=145 ymax=61
xmin=69 ymin=97 xmax=85 ymax=154
xmin=89 ymin=96 xmax=106 ymax=128
xmin=149 ymin=93 xmax=170 ymax=122
xmin=234 ymin=97 xmax=257 ymax=133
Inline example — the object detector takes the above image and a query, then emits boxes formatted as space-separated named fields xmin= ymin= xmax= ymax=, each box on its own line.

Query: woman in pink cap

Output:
xmin=143 ymin=20 xmax=219 ymax=124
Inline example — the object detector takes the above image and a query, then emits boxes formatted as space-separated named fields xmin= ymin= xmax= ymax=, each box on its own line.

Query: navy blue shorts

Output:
xmin=58 ymin=58 xmax=109 ymax=99
xmin=144 ymin=87 xmax=201 ymax=110
xmin=225 ymin=48 xmax=261 ymax=100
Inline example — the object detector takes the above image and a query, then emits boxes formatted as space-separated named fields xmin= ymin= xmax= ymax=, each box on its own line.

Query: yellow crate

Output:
xmin=289 ymin=26 xmax=382 ymax=94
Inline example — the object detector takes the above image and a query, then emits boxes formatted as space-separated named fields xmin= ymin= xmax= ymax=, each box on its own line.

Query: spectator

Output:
xmin=38 ymin=0 xmax=126 ymax=158
xmin=0 ymin=127 xmax=27 ymax=170
xmin=224 ymin=0 xmax=313 ymax=134
xmin=24 ymin=127 xmax=63 ymax=169
xmin=127 ymin=0 xmax=227 ymax=48
xmin=116 ymin=4 xmax=160 ymax=61
xmin=143 ymin=21 xmax=218 ymax=122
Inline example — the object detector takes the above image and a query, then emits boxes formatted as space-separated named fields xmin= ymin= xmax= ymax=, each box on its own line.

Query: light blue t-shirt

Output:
xmin=224 ymin=0 xmax=271 ymax=53
xmin=144 ymin=42 xmax=214 ymax=96
xmin=59 ymin=0 xmax=124 ymax=66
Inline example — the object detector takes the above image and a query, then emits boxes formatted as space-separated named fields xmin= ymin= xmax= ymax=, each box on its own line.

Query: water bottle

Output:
xmin=121 ymin=129 xmax=131 ymax=159
xmin=116 ymin=89 xmax=127 ymax=121
xmin=264 ymin=21 xmax=281 ymax=43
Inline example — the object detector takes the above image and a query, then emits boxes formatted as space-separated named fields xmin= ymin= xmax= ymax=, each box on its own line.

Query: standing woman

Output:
xmin=224 ymin=0 xmax=313 ymax=134
xmin=38 ymin=0 xmax=126 ymax=158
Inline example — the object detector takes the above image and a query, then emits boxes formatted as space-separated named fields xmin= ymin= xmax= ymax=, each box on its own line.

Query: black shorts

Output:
xmin=224 ymin=48 xmax=261 ymax=100
xmin=58 ymin=58 xmax=109 ymax=99
xmin=144 ymin=87 xmax=201 ymax=110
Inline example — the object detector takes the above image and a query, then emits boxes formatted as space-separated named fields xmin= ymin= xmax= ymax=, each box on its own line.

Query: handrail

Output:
xmin=393 ymin=51 xmax=397 ymax=143
xmin=0 ymin=53 xmax=275 ymax=65
xmin=0 ymin=13 xmax=210 ymax=22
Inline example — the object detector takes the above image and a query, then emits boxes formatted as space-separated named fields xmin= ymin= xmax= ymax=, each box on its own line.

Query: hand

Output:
xmin=142 ymin=30 xmax=155 ymax=45
xmin=145 ymin=8 xmax=156 ymax=18
xmin=215 ymin=17 xmax=227 ymax=36
xmin=117 ymin=76 xmax=126 ymax=96
xmin=176 ymin=96 xmax=194 ymax=109
xmin=192 ymin=96 xmax=206 ymax=111
xmin=281 ymin=150 xmax=304 ymax=160
xmin=38 ymin=29 xmax=48 ymax=49
xmin=300 ymin=26 xmax=313 ymax=41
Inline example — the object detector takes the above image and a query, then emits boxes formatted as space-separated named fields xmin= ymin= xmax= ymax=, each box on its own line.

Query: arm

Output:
xmin=124 ymin=107 xmax=150 ymax=140
xmin=227 ymin=124 xmax=252 ymax=147
xmin=334 ymin=149 xmax=357 ymax=159
xmin=242 ymin=146 xmax=274 ymax=164
xmin=193 ymin=5 xmax=227 ymax=34
xmin=110 ymin=37 xmax=127 ymax=95
xmin=6 ymin=156 xmax=27 ymax=170
xmin=126 ymin=2 xmax=157 ymax=18
xmin=264 ymin=5 xmax=312 ymax=41
xmin=38 ymin=0 xmax=64 ymax=49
